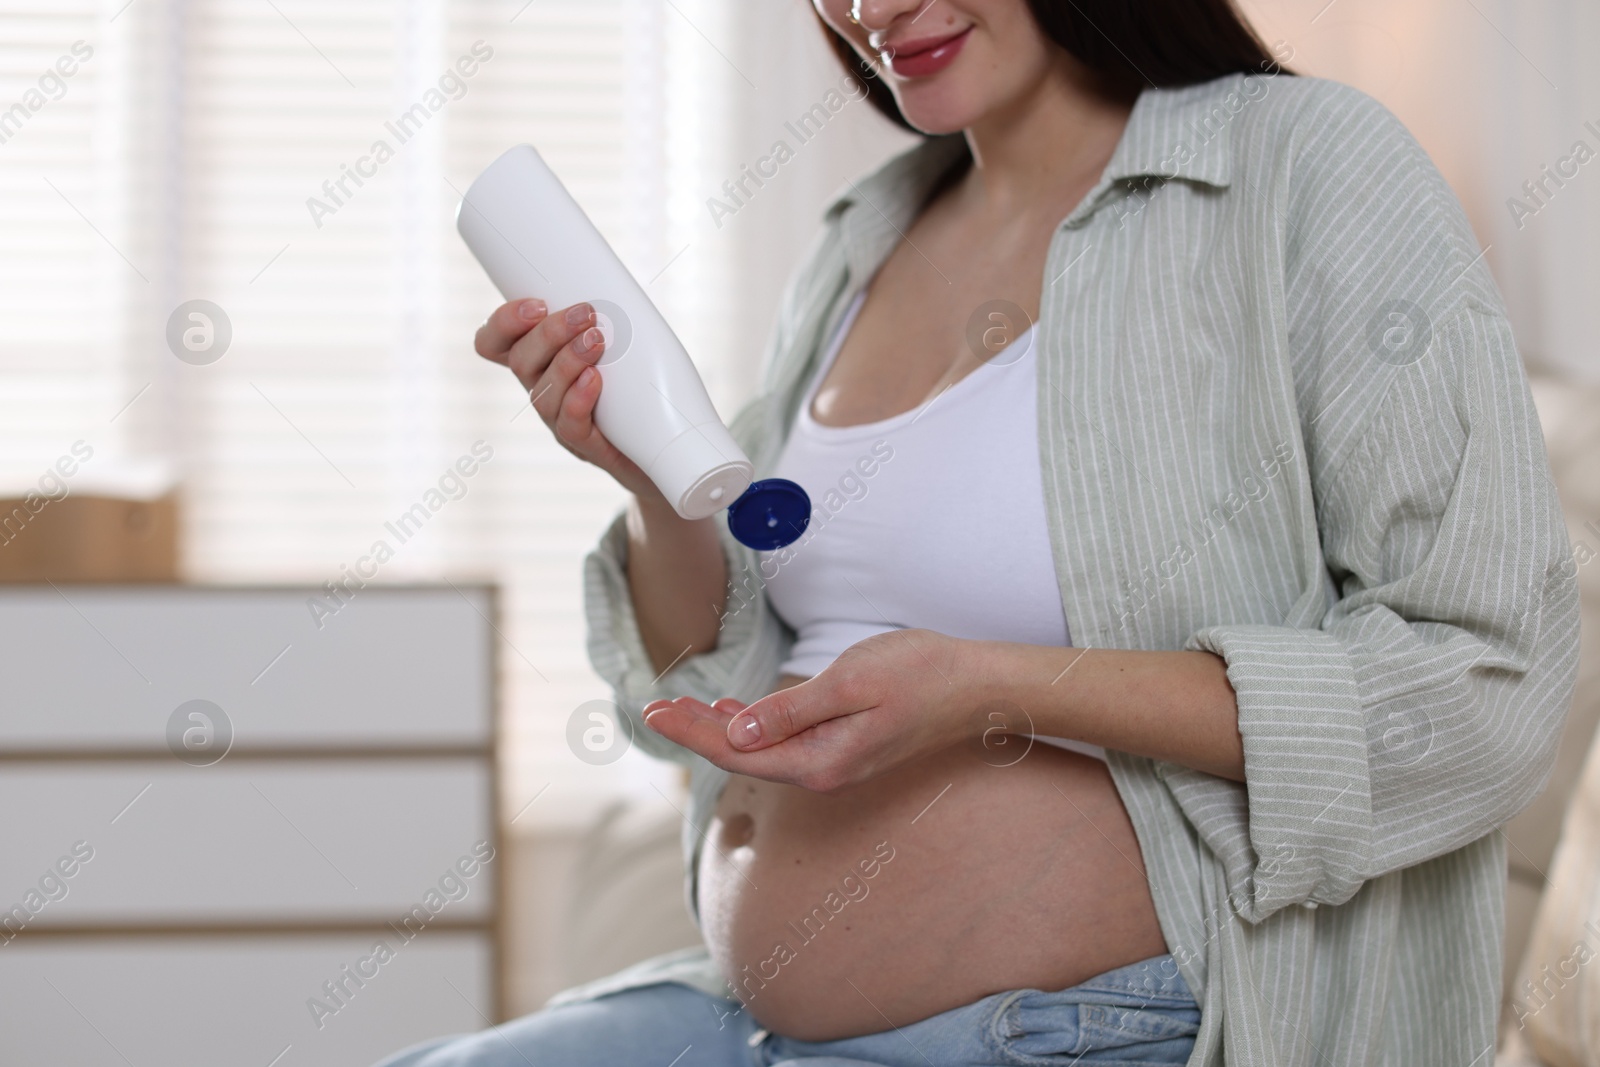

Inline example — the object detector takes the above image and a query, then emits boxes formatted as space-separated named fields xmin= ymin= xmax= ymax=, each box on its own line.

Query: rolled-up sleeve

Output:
xmin=1186 ymin=302 xmax=1579 ymax=916
xmin=1171 ymin=85 xmax=1582 ymax=922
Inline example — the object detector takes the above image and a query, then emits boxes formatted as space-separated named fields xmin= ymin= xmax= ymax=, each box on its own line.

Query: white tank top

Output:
xmin=760 ymin=290 xmax=1106 ymax=763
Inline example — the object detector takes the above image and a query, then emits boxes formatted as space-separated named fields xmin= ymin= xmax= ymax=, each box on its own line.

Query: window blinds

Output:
xmin=0 ymin=0 xmax=735 ymax=825
xmin=0 ymin=0 xmax=128 ymax=484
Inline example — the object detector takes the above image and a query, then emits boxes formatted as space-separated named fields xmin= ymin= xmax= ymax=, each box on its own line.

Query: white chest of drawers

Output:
xmin=0 ymin=584 xmax=501 ymax=1067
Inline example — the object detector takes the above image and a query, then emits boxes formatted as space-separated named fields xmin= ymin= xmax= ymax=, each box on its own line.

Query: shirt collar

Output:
xmin=1095 ymin=72 xmax=1245 ymax=194
xmin=822 ymin=71 xmax=1250 ymax=272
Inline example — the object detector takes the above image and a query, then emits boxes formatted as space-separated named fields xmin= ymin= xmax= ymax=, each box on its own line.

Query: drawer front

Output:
xmin=0 ymin=934 xmax=492 ymax=1067
xmin=0 ymin=586 xmax=492 ymax=750
xmin=0 ymin=761 xmax=493 ymax=924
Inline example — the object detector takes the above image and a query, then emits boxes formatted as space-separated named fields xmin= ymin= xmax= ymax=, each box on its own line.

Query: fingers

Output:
xmin=476 ymin=298 xmax=663 ymax=498
xmin=550 ymin=362 xmax=599 ymax=445
xmin=541 ymin=325 xmax=607 ymax=432
xmin=642 ymin=701 xmax=741 ymax=764
xmin=473 ymin=298 xmax=597 ymax=396
xmin=642 ymin=699 xmax=818 ymax=785
xmin=509 ymin=302 xmax=597 ymax=390
xmin=726 ymin=676 xmax=849 ymax=752
xmin=641 ymin=696 xmax=746 ymax=720
xmin=636 ymin=697 xmax=864 ymax=790
xmin=474 ymin=298 xmax=547 ymax=365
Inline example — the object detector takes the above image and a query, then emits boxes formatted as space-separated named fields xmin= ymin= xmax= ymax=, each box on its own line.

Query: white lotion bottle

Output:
xmin=456 ymin=145 xmax=809 ymax=550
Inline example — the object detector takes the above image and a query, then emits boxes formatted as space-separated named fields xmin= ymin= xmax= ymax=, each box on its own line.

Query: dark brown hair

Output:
xmin=820 ymin=1 xmax=1291 ymax=133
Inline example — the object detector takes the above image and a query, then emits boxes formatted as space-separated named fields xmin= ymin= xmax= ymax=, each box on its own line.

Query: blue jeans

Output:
xmin=373 ymin=953 xmax=1199 ymax=1066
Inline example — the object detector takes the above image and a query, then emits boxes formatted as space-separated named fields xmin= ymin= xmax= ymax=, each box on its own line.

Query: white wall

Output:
xmin=690 ymin=0 xmax=918 ymax=413
xmin=1237 ymin=0 xmax=1600 ymax=383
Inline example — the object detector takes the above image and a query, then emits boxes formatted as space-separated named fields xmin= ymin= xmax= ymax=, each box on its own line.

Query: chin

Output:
xmin=895 ymin=98 xmax=980 ymax=135
xmin=886 ymin=46 xmax=1050 ymax=135
xmin=890 ymin=78 xmax=997 ymax=135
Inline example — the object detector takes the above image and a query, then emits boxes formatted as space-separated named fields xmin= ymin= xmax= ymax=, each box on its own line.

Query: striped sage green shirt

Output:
xmin=572 ymin=71 xmax=1581 ymax=1065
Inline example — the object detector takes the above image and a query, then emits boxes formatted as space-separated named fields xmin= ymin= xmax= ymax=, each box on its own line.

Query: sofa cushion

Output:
xmin=1500 ymin=377 xmax=1600 ymax=1060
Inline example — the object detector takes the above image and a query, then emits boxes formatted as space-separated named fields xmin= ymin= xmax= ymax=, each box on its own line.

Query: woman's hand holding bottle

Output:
xmin=474 ymin=296 xmax=666 ymax=508
xmin=473 ymin=296 xmax=728 ymax=673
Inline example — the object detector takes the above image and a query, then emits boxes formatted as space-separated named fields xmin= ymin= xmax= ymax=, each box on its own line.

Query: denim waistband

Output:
xmin=997 ymin=954 xmax=1199 ymax=1064
xmin=759 ymin=953 xmax=1199 ymax=1067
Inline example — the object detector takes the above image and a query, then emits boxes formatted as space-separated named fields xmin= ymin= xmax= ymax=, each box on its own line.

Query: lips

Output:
xmin=881 ymin=26 xmax=972 ymax=78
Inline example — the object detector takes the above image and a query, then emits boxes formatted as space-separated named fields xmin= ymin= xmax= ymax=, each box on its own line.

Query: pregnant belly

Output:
xmin=696 ymin=674 xmax=1170 ymax=1042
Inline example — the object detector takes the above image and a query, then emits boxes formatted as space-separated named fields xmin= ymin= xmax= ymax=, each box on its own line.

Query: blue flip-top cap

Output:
xmin=726 ymin=478 xmax=811 ymax=551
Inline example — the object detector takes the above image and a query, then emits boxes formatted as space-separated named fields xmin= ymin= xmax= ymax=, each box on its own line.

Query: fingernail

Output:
xmin=565 ymin=303 xmax=594 ymax=327
xmin=573 ymin=326 xmax=603 ymax=355
xmin=519 ymin=299 xmax=546 ymax=321
xmin=729 ymin=714 xmax=761 ymax=748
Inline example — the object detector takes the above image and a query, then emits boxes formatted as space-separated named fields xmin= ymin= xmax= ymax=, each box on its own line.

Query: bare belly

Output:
xmin=696 ymin=673 xmax=1169 ymax=1042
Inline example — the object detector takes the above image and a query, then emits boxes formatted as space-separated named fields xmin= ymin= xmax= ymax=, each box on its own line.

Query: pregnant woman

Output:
xmin=379 ymin=0 xmax=1579 ymax=1063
